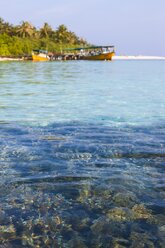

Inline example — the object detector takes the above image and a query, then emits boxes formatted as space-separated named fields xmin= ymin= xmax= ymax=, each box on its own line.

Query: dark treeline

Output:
xmin=0 ymin=18 xmax=88 ymax=56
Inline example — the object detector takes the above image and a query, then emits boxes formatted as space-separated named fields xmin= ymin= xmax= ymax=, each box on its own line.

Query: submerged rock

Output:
xmin=132 ymin=204 xmax=152 ymax=220
xmin=64 ymin=209 xmax=90 ymax=231
xmin=90 ymin=234 xmax=113 ymax=248
xmin=67 ymin=236 xmax=88 ymax=248
xmin=106 ymin=207 xmax=133 ymax=222
xmin=130 ymin=232 xmax=155 ymax=248
xmin=0 ymin=224 xmax=16 ymax=241
xmin=78 ymin=184 xmax=92 ymax=201
xmin=113 ymin=238 xmax=130 ymax=248
xmin=91 ymin=217 xmax=129 ymax=239
xmin=78 ymin=184 xmax=113 ymax=213
xmin=113 ymin=192 xmax=138 ymax=208
xmin=91 ymin=217 xmax=111 ymax=235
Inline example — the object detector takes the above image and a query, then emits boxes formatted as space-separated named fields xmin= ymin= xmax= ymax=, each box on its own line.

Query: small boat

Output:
xmin=64 ymin=46 xmax=115 ymax=61
xmin=32 ymin=49 xmax=50 ymax=61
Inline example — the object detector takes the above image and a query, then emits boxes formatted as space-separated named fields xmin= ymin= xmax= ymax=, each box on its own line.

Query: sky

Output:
xmin=1 ymin=0 xmax=165 ymax=55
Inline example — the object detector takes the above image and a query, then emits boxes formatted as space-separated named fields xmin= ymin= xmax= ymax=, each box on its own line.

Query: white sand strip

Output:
xmin=112 ymin=56 xmax=165 ymax=60
xmin=0 ymin=57 xmax=23 ymax=61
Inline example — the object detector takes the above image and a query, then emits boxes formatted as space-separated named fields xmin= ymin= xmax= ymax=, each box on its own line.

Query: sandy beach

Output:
xmin=0 ymin=57 xmax=23 ymax=61
xmin=112 ymin=55 xmax=165 ymax=60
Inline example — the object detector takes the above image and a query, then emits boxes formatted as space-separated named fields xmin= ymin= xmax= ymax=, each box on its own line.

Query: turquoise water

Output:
xmin=1 ymin=61 xmax=165 ymax=125
xmin=0 ymin=61 xmax=165 ymax=247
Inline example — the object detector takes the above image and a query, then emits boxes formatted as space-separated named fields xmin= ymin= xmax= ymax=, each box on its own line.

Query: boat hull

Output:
xmin=82 ymin=52 xmax=115 ymax=61
xmin=32 ymin=54 xmax=49 ymax=61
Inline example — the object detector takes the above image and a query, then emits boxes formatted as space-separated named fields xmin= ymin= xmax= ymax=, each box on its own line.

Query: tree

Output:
xmin=16 ymin=21 xmax=35 ymax=38
xmin=54 ymin=24 xmax=70 ymax=43
xmin=0 ymin=17 xmax=89 ymax=56
xmin=0 ymin=18 xmax=5 ymax=34
xmin=39 ymin=22 xmax=53 ymax=38
xmin=54 ymin=25 xmax=88 ymax=45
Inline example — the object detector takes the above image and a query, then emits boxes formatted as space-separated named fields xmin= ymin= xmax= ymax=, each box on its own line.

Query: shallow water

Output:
xmin=0 ymin=61 xmax=165 ymax=247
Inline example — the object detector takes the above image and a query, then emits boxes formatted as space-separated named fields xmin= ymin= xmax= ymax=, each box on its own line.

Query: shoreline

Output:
xmin=1 ymin=55 xmax=165 ymax=61
xmin=112 ymin=55 xmax=165 ymax=60
xmin=0 ymin=57 xmax=24 ymax=61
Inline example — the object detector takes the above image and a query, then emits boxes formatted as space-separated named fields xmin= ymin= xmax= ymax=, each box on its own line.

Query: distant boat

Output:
xmin=31 ymin=46 xmax=115 ymax=61
xmin=32 ymin=49 xmax=50 ymax=61
xmin=64 ymin=46 xmax=115 ymax=61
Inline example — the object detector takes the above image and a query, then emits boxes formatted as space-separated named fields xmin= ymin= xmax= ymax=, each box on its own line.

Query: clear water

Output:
xmin=0 ymin=61 xmax=165 ymax=247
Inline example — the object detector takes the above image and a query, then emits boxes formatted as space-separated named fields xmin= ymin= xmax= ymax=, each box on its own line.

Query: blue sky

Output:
xmin=1 ymin=0 xmax=164 ymax=55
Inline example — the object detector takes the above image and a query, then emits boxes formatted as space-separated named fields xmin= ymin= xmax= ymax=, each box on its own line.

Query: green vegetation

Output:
xmin=0 ymin=18 xmax=88 ymax=57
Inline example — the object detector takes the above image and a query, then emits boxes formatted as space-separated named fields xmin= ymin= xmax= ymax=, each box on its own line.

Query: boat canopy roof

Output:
xmin=64 ymin=45 xmax=114 ymax=51
xmin=33 ymin=49 xmax=48 ymax=54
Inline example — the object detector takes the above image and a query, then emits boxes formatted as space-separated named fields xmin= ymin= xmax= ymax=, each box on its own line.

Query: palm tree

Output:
xmin=0 ymin=18 xmax=5 ymax=27
xmin=0 ymin=18 xmax=5 ymax=34
xmin=54 ymin=24 xmax=70 ymax=43
xmin=4 ymin=22 xmax=13 ymax=35
xmin=57 ymin=24 xmax=68 ymax=33
xmin=16 ymin=21 xmax=34 ymax=38
xmin=0 ymin=18 xmax=14 ymax=36
xmin=54 ymin=25 xmax=88 ymax=45
xmin=39 ymin=23 xmax=52 ymax=38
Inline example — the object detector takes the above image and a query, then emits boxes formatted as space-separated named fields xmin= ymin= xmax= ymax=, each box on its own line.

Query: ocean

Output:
xmin=0 ymin=60 xmax=165 ymax=247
